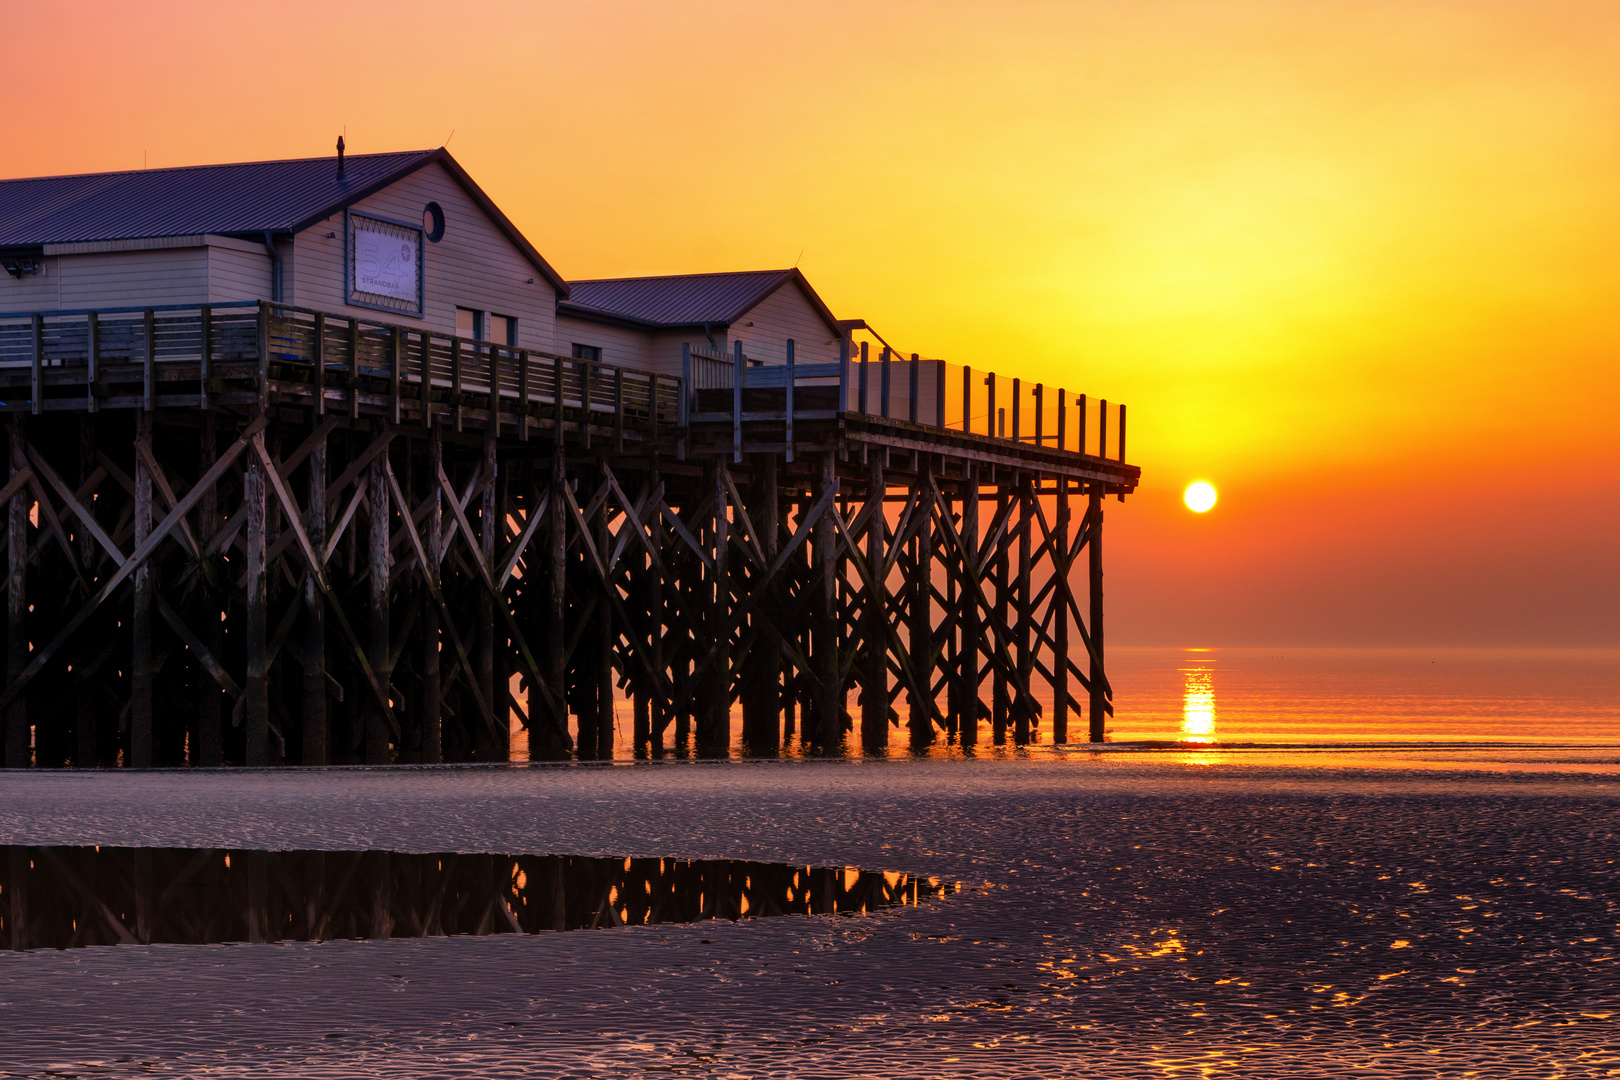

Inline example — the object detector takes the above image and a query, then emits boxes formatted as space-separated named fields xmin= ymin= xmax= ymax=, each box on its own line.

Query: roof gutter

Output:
xmin=261 ymin=231 xmax=284 ymax=303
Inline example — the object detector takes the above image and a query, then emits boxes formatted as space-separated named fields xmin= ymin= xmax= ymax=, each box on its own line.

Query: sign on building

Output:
xmin=346 ymin=212 xmax=423 ymax=315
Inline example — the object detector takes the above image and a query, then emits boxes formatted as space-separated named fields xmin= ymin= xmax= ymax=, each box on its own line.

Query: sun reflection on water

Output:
xmin=1181 ymin=660 xmax=1217 ymax=744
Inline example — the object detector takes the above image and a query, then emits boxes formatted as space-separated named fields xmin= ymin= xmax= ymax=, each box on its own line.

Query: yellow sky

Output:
xmin=5 ymin=0 xmax=1616 ymax=642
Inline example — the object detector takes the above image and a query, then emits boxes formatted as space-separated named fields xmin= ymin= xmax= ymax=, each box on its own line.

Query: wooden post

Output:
xmin=732 ymin=342 xmax=744 ymax=464
xmin=5 ymin=421 xmax=27 ymax=768
xmin=87 ymin=311 xmax=99 ymax=413
xmin=420 ymin=332 xmax=433 ymax=430
xmin=131 ymin=411 xmax=154 ymax=767
xmin=197 ymin=413 xmax=222 ymax=767
xmin=908 ymin=468 xmax=933 ymax=749
xmin=595 ymin=475 xmax=614 ymax=760
xmin=744 ymin=453 xmax=781 ymax=752
xmin=959 ymin=465 xmax=979 ymax=748
xmin=880 ymin=346 xmax=892 ymax=419
xmin=302 ymin=425 xmax=328 ymax=765
xmin=962 ymin=365 xmax=972 ymax=433
xmin=367 ymin=447 xmax=391 ymax=764
xmin=991 ymin=479 xmax=1009 ymax=745
xmin=347 ymin=318 xmax=360 ymax=420
xmin=784 ymin=339 xmax=795 ymax=463
xmin=541 ymin=449 xmax=567 ymax=760
xmin=244 ymin=425 xmax=269 ymax=767
xmin=475 ymin=429 xmax=499 ymax=761
xmin=862 ymin=454 xmax=886 ymax=751
xmin=76 ymin=417 xmax=98 ymax=766
xmin=1054 ymin=396 xmax=1070 ymax=745
xmin=858 ymin=341 xmax=869 ymax=414
xmin=313 ymin=314 xmax=327 ymax=417
xmin=1088 ymin=488 xmax=1106 ymax=743
xmin=700 ymin=460 xmax=730 ymax=756
xmin=1015 ymin=472 xmax=1032 ymax=745
xmin=909 ymin=353 xmax=919 ymax=424
xmin=142 ymin=309 xmax=155 ymax=414
xmin=814 ymin=453 xmax=840 ymax=750
xmin=423 ymin=425 xmax=444 ymax=764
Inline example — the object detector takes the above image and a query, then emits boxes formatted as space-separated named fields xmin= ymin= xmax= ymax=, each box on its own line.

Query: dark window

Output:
xmin=490 ymin=314 xmax=517 ymax=347
xmin=456 ymin=307 xmax=483 ymax=340
xmin=422 ymin=202 xmax=445 ymax=242
xmin=571 ymin=343 xmax=603 ymax=362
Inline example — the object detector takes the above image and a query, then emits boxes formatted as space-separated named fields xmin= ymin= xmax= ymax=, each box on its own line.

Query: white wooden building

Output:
xmin=0 ymin=146 xmax=853 ymax=375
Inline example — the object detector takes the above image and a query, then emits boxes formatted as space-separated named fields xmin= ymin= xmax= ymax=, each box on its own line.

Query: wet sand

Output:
xmin=1 ymin=759 xmax=1617 ymax=1077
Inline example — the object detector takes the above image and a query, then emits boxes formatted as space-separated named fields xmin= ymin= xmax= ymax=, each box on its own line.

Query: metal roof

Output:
xmin=561 ymin=268 xmax=838 ymax=332
xmin=0 ymin=148 xmax=569 ymax=293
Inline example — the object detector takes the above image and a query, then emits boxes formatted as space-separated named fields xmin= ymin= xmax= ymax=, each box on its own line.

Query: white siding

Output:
xmin=291 ymin=162 xmax=558 ymax=349
xmin=554 ymin=314 xmax=653 ymax=369
xmin=207 ymin=243 xmax=273 ymax=303
xmin=59 ymin=248 xmax=210 ymax=309
xmin=1 ymin=247 xmax=213 ymax=314
xmin=648 ymin=328 xmax=732 ymax=378
xmin=726 ymin=281 xmax=842 ymax=366
xmin=0 ymin=258 xmax=61 ymax=313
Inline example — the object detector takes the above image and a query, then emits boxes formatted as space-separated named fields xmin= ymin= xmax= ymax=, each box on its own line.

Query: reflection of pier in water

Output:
xmin=0 ymin=846 xmax=953 ymax=951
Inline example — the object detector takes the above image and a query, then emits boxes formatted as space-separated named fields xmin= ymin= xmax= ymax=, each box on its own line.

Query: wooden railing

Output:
xmin=0 ymin=302 xmax=687 ymax=442
xmin=683 ymin=338 xmax=1128 ymax=464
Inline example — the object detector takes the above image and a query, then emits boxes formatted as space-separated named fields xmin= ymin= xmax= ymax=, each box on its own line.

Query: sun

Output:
xmin=1184 ymin=482 xmax=1217 ymax=513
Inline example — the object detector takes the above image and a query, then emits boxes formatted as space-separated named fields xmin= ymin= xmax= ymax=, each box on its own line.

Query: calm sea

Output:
xmin=559 ymin=646 xmax=1620 ymax=772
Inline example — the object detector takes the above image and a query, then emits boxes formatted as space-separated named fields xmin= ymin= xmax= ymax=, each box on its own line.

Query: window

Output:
xmin=456 ymin=307 xmax=483 ymax=340
xmin=571 ymin=343 xmax=603 ymax=362
xmin=490 ymin=313 xmax=516 ymax=347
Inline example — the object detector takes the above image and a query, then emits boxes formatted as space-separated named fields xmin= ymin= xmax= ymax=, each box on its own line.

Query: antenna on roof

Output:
xmin=335 ymin=135 xmax=347 ymax=183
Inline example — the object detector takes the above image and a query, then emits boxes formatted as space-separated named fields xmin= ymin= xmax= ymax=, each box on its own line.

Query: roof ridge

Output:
xmin=0 ymin=149 xmax=438 ymax=187
xmin=568 ymin=268 xmax=792 ymax=286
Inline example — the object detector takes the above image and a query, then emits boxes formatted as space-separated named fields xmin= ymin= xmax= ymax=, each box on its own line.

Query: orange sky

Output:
xmin=5 ymin=0 xmax=1617 ymax=644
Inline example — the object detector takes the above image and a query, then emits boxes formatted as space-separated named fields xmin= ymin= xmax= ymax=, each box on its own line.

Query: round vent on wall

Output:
xmin=423 ymin=202 xmax=445 ymax=243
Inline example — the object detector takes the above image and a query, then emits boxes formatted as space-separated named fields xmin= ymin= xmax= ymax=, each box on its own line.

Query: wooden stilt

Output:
xmin=302 ymin=426 xmax=327 ymax=765
xmin=366 ymin=448 xmax=391 ymax=764
xmin=243 ymin=422 xmax=269 ymax=767
xmin=541 ymin=449 xmax=567 ymax=760
xmin=422 ymin=425 xmax=444 ymax=764
xmin=1054 ymin=477 xmax=1071 ymax=745
xmin=909 ymin=467 xmax=934 ymax=750
xmin=131 ymin=412 xmax=154 ymax=768
xmin=595 ymin=476 xmax=614 ymax=759
xmin=750 ymin=454 xmax=781 ymax=753
xmin=197 ymin=413 xmax=223 ymax=767
xmin=959 ymin=467 xmax=980 ymax=748
xmin=1088 ymin=488 xmax=1106 ymax=743
xmin=475 ymin=428 xmax=500 ymax=761
xmin=862 ymin=455 xmax=886 ymax=751
xmin=991 ymin=479 xmax=1009 ymax=746
xmin=1015 ymin=472 xmax=1032 ymax=745
xmin=6 ymin=421 xmax=28 ymax=768
xmin=699 ymin=461 xmax=730 ymax=756
xmin=814 ymin=453 xmax=840 ymax=750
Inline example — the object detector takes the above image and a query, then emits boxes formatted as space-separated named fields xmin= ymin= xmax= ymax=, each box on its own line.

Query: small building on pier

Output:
xmin=557 ymin=268 xmax=847 ymax=375
xmin=0 ymin=147 xmax=568 ymax=350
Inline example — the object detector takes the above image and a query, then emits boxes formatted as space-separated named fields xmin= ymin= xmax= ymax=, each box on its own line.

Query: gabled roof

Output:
xmin=559 ymin=268 xmax=840 ymax=335
xmin=0 ymin=148 xmax=568 ymax=293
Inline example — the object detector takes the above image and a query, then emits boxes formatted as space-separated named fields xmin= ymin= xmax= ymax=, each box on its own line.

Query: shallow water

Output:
xmin=544 ymin=647 xmax=1620 ymax=772
xmin=1 ymin=759 xmax=1616 ymax=1077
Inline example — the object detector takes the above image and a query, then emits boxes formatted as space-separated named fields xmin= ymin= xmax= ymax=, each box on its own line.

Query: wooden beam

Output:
xmin=131 ymin=411 xmax=155 ymax=768
xmin=5 ymin=421 xmax=27 ymax=768
xmin=303 ymin=427 xmax=327 ymax=765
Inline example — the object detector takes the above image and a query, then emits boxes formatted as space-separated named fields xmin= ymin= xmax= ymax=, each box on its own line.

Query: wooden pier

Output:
xmin=0 ymin=300 xmax=1137 ymax=766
